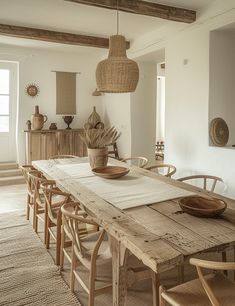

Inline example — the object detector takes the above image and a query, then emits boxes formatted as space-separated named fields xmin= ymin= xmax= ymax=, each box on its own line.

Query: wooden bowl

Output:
xmin=92 ymin=166 xmax=130 ymax=179
xmin=179 ymin=196 xmax=227 ymax=218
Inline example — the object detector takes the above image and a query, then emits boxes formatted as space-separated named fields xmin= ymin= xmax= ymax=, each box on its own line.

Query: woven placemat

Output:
xmin=209 ymin=117 xmax=229 ymax=146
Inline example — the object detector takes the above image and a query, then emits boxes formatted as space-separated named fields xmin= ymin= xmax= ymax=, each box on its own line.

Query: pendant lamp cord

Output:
xmin=116 ymin=0 xmax=119 ymax=34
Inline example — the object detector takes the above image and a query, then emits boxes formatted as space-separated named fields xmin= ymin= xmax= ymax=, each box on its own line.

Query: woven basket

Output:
xmin=209 ymin=117 xmax=229 ymax=146
xmin=96 ymin=35 xmax=139 ymax=93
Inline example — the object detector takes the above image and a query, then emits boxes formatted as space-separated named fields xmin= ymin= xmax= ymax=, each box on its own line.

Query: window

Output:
xmin=0 ymin=69 xmax=10 ymax=132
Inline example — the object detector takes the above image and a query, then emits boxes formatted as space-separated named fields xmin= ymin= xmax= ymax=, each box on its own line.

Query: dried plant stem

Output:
xmin=80 ymin=127 xmax=121 ymax=149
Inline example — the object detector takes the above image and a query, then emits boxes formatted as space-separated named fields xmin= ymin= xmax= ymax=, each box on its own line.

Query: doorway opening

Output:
xmin=156 ymin=62 xmax=165 ymax=161
xmin=0 ymin=61 xmax=18 ymax=163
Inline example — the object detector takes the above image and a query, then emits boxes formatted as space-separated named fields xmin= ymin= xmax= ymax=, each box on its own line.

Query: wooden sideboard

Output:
xmin=25 ymin=129 xmax=87 ymax=164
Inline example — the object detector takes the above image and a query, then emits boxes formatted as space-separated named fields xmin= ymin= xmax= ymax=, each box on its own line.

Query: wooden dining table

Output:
xmin=33 ymin=157 xmax=235 ymax=306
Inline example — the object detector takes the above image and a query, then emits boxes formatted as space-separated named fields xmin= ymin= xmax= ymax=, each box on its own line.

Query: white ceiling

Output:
xmin=215 ymin=22 xmax=235 ymax=33
xmin=0 ymin=0 xmax=215 ymax=52
xmin=147 ymin=0 xmax=214 ymax=10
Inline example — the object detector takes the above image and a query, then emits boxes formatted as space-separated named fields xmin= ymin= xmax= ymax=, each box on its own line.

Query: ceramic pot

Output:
xmin=31 ymin=106 xmax=47 ymax=130
xmin=49 ymin=123 xmax=57 ymax=130
xmin=88 ymin=147 xmax=108 ymax=169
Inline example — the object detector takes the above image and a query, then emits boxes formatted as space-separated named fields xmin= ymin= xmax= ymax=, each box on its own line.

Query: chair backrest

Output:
xmin=49 ymin=155 xmax=78 ymax=159
xmin=40 ymin=181 xmax=71 ymax=221
xmin=28 ymin=170 xmax=46 ymax=206
xmin=190 ymin=258 xmax=235 ymax=306
xmin=20 ymin=165 xmax=36 ymax=195
xmin=146 ymin=164 xmax=176 ymax=178
xmin=178 ymin=175 xmax=223 ymax=192
xmin=121 ymin=156 xmax=148 ymax=168
xmin=107 ymin=142 xmax=119 ymax=160
xmin=61 ymin=202 xmax=104 ymax=258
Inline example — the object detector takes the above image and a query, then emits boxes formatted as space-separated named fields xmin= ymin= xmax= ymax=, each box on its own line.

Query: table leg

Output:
xmin=177 ymin=265 xmax=184 ymax=284
xmin=110 ymin=236 xmax=129 ymax=306
xmin=151 ymin=271 xmax=160 ymax=306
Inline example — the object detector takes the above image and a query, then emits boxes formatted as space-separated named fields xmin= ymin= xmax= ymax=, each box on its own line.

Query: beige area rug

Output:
xmin=0 ymin=211 xmax=81 ymax=306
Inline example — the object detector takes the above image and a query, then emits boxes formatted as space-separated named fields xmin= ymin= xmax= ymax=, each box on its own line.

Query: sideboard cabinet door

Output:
xmin=56 ymin=131 xmax=73 ymax=156
xmin=25 ymin=132 xmax=42 ymax=164
xmin=41 ymin=132 xmax=57 ymax=160
xmin=25 ymin=129 xmax=86 ymax=164
xmin=73 ymin=130 xmax=87 ymax=157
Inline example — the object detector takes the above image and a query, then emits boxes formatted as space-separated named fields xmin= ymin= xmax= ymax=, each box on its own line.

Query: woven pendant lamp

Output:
xmin=96 ymin=1 xmax=139 ymax=93
xmin=96 ymin=35 xmax=139 ymax=93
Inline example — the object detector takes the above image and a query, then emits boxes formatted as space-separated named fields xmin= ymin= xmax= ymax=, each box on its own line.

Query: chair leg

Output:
xmin=43 ymin=205 xmax=48 ymax=245
xmin=70 ymin=247 xmax=76 ymax=292
xmin=26 ymin=195 xmax=30 ymax=220
xmin=46 ymin=218 xmax=50 ymax=249
xmin=55 ymin=216 xmax=62 ymax=265
xmin=35 ymin=209 xmax=38 ymax=233
xmin=234 ymin=247 xmax=235 ymax=281
xmin=32 ymin=201 xmax=37 ymax=232
xmin=88 ymin=262 xmax=96 ymax=306
xmin=151 ymin=271 xmax=160 ymax=306
xmin=222 ymin=251 xmax=228 ymax=276
xmin=60 ymin=227 xmax=65 ymax=270
xmin=159 ymin=286 xmax=167 ymax=306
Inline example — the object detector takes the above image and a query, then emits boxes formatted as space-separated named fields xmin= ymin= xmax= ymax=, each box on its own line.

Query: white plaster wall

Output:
xmin=156 ymin=63 xmax=165 ymax=142
xmin=209 ymin=31 xmax=235 ymax=145
xmin=102 ymin=93 xmax=132 ymax=159
xmin=102 ymin=62 xmax=156 ymax=164
xmin=131 ymin=62 xmax=156 ymax=165
xmin=0 ymin=44 xmax=102 ymax=164
xmin=164 ymin=6 xmax=235 ymax=198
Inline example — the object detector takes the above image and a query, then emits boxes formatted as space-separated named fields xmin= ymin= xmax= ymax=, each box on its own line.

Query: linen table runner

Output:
xmin=55 ymin=162 xmax=195 ymax=210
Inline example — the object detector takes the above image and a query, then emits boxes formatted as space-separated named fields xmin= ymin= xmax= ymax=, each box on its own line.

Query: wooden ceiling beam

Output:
xmin=65 ymin=0 xmax=196 ymax=23
xmin=0 ymin=23 xmax=130 ymax=49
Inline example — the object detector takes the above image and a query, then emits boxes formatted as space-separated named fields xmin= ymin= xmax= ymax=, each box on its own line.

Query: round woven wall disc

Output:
xmin=209 ymin=118 xmax=229 ymax=146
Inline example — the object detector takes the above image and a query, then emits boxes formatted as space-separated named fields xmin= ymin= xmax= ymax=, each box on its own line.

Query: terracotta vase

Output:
xmin=87 ymin=147 xmax=108 ymax=169
xmin=31 ymin=105 xmax=48 ymax=130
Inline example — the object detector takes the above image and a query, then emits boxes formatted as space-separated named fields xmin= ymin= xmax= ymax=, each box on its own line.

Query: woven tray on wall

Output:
xmin=209 ymin=117 xmax=229 ymax=146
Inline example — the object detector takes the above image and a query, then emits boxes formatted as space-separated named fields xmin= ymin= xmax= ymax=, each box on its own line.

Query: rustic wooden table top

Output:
xmin=33 ymin=157 xmax=235 ymax=274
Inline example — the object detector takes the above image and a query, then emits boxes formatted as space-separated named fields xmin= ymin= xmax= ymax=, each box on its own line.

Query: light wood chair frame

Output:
xmin=121 ymin=156 xmax=148 ymax=168
xmin=160 ymin=258 xmax=235 ymax=306
xmin=178 ymin=175 xmax=223 ymax=192
xmin=61 ymin=202 xmax=112 ymax=306
xmin=41 ymin=181 xmax=71 ymax=265
xmin=60 ymin=202 xmax=90 ymax=270
xmin=177 ymin=174 xmax=226 ymax=283
xmin=20 ymin=165 xmax=36 ymax=222
xmin=146 ymin=164 xmax=176 ymax=178
xmin=28 ymin=170 xmax=47 ymax=241
xmin=107 ymin=142 xmax=120 ymax=160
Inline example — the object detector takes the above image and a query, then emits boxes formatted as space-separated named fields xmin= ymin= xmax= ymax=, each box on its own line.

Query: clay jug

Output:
xmin=31 ymin=105 xmax=48 ymax=130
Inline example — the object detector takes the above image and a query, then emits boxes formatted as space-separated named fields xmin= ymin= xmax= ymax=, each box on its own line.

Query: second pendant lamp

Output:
xmin=96 ymin=2 xmax=139 ymax=93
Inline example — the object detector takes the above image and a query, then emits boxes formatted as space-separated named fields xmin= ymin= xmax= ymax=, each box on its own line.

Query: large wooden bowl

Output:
xmin=92 ymin=166 xmax=130 ymax=179
xmin=179 ymin=196 xmax=227 ymax=218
